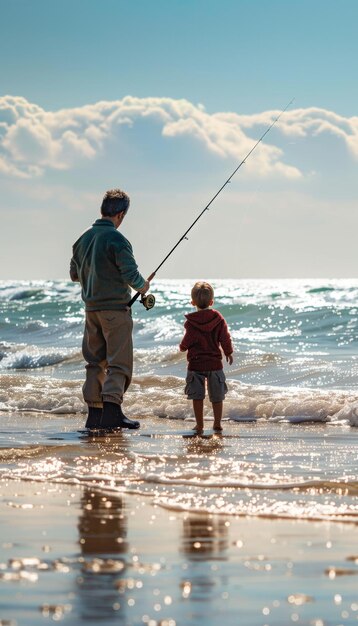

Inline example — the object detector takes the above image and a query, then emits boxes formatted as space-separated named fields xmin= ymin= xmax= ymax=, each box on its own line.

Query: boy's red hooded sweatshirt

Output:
xmin=179 ymin=308 xmax=233 ymax=371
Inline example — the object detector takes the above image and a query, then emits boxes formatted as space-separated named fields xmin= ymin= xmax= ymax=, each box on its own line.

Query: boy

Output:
xmin=179 ymin=281 xmax=234 ymax=433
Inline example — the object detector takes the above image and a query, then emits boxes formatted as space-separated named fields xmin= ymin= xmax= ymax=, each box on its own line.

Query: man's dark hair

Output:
xmin=101 ymin=189 xmax=130 ymax=217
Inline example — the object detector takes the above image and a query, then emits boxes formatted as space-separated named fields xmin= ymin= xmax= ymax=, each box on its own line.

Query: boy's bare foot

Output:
xmin=213 ymin=425 xmax=223 ymax=432
xmin=192 ymin=426 xmax=204 ymax=434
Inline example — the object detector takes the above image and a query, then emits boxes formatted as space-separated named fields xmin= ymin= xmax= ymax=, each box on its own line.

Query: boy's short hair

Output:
xmin=101 ymin=189 xmax=130 ymax=216
xmin=191 ymin=281 xmax=214 ymax=309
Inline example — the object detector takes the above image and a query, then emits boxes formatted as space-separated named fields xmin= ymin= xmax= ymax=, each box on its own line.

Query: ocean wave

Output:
xmin=0 ymin=373 xmax=358 ymax=426
xmin=0 ymin=280 xmax=77 ymax=303
xmin=134 ymin=347 xmax=184 ymax=366
xmin=1 ymin=464 xmax=357 ymax=524
xmin=23 ymin=320 xmax=50 ymax=331
xmin=153 ymin=496 xmax=358 ymax=524
xmin=0 ymin=277 xmax=357 ymax=308
xmin=0 ymin=347 xmax=78 ymax=370
xmin=2 ymin=462 xmax=357 ymax=497
xmin=9 ymin=288 xmax=47 ymax=301
xmin=142 ymin=473 xmax=358 ymax=494
xmin=2 ymin=279 xmax=358 ymax=391
xmin=0 ymin=374 xmax=84 ymax=414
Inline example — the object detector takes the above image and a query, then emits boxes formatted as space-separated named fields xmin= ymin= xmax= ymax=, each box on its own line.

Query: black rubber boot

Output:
xmin=100 ymin=402 xmax=140 ymax=430
xmin=85 ymin=406 xmax=103 ymax=429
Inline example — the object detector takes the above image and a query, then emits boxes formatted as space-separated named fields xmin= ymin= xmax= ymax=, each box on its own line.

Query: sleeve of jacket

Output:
xmin=69 ymin=256 xmax=79 ymax=282
xmin=113 ymin=238 xmax=146 ymax=291
xmin=219 ymin=319 xmax=234 ymax=356
xmin=179 ymin=321 xmax=192 ymax=352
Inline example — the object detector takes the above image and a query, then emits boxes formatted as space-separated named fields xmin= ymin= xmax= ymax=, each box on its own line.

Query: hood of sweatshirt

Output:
xmin=184 ymin=308 xmax=223 ymax=333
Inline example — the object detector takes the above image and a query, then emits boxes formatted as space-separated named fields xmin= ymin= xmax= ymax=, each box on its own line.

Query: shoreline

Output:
xmin=1 ymin=412 xmax=357 ymax=624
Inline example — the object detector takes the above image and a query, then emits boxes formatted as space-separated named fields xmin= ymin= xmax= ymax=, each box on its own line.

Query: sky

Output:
xmin=0 ymin=0 xmax=357 ymax=279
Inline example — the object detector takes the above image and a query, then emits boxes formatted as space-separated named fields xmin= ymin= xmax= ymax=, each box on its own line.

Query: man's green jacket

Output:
xmin=70 ymin=219 xmax=145 ymax=311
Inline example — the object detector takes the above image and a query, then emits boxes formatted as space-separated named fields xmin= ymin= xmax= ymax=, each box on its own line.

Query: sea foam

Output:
xmin=0 ymin=372 xmax=357 ymax=426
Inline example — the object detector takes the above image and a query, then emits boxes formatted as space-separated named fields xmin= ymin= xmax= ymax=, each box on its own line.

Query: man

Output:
xmin=70 ymin=188 xmax=150 ymax=430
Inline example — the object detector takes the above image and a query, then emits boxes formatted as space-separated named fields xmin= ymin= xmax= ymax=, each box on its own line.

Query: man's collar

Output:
xmin=93 ymin=218 xmax=115 ymax=227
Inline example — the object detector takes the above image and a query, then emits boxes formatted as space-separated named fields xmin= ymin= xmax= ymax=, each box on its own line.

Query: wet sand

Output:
xmin=1 ymin=478 xmax=357 ymax=626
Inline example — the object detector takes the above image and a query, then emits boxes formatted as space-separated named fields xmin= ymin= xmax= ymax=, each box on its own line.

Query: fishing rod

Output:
xmin=129 ymin=98 xmax=295 ymax=310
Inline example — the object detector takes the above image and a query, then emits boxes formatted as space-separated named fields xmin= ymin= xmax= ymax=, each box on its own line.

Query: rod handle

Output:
xmin=127 ymin=272 xmax=156 ymax=308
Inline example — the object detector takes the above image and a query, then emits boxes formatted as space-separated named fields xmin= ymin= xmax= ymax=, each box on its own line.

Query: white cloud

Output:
xmin=0 ymin=95 xmax=357 ymax=179
xmin=270 ymin=107 xmax=358 ymax=154
xmin=3 ymin=117 xmax=58 ymax=164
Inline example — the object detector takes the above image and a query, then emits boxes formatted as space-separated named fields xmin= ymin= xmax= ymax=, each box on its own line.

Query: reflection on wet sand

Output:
xmin=182 ymin=514 xmax=229 ymax=561
xmin=78 ymin=490 xmax=128 ymax=555
xmin=77 ymin=489 xmax=128 ymax=622
xmin=184 ymin=434 xmax=225 ymax=456
xmin=180 ymin=512 xmax=229 ymax=607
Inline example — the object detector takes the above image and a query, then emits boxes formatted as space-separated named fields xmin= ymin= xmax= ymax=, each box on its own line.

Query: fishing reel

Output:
xmin=140 ymin=293 xmax=156 ymax=310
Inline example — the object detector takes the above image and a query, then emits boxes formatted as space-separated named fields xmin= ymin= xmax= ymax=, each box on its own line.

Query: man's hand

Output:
xmin=138 ymin=272 xmax=155 ymax=295
xmin=138 ymin=280 xmax=150 ymax=295
xmin=226 ymin=354 xmax=234 ymax=365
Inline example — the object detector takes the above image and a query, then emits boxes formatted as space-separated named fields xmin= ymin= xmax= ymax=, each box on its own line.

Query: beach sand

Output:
xmin=1 ymin=416 xmax=357 ymax=626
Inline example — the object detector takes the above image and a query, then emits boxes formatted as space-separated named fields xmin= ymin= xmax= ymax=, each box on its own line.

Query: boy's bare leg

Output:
xmin=212 ymin=401 xmax=223 ymax=431
xmin=193 ymin=399 xmax=204 ymax=432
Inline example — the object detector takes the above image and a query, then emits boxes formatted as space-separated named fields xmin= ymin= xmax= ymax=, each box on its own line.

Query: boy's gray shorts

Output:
xmin=184 ymin=369 xmax=228 ymax=403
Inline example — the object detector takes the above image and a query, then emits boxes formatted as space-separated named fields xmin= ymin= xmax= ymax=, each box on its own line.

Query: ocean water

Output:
xmin=0 ymin=278 xmax=357 ymax=524
xmin=1 ymin=279 xmax=358 ymax=625
xmin=1 ymin=278 xmax=358 ymax=423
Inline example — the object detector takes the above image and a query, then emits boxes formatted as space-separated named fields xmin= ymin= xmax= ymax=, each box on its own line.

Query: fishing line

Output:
xmin=130 ymin=98 xmax=295 ymax=310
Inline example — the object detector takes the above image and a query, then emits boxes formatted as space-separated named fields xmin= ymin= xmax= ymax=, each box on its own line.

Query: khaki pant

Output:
xmin=82 ymin=310 xmax=133 ymax=407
